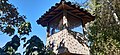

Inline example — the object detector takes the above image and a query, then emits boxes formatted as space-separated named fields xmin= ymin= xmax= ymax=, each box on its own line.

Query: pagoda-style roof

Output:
xmin=37 ymin=0 xmax=95 ymax=29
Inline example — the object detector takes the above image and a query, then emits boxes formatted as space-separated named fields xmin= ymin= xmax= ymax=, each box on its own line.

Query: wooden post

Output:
xmin=47 ymin=25 xmax=50 ymax=37
xmin=81 ymin=19 xmax=86 ymax=35
xmin=51 ymin=28 xmax=55 ymax=35
xmin=83 ymin=26 xmax=86 ymax=35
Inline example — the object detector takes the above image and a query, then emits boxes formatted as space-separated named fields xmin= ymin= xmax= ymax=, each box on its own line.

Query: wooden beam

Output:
xmin=76 ymin=12 xmax=85 ymax=15
xmin=48 ymin=11 xmax=63 ymax=23
xmin=44 ymin=10 xmax=61 ymax=16
xmin=47 ymin=10 xmax=61 ymax=16
xmin=55 ymin=4 xmax=62 ymax=11
xmin=64 ymin=4 xmax=75 ymax=10
xmin=65 ymin=10 xmax=82 ymax=21
xmin=42 ymin=11 xmax=61 ymax=19
xmin=66 ymin=10 xmax=86 ymax=34
xmin=44 ymin=15 xmax=54 ymax=18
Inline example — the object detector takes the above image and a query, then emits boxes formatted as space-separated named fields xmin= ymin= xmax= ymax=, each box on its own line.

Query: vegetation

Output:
xmin=0 ymin=35 xmax=21 ymax=55
xmin=23 ymin=35 xmax=45 ymax=55
xmin=0 ymin=0 xmax=54 ymax=55
xmin=0 ymin=0 xmax=31 ymax=36
xmin=0 ymin=0 xmax=32 ymax=55
xmin=23 ymin=35 xmax=55 ymax=55
xmin=0 ymin=0 xmax=120 ymax=55
xmin=85 ymin=0 xmax=120 ymax=55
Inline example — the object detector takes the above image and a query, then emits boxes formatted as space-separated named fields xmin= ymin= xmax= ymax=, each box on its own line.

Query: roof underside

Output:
xmin=37 ymin=0 xmax=95 ymax=29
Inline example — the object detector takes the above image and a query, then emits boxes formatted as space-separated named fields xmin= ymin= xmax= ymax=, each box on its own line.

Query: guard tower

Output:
xmin=37 ymin=0 xmax=95 ymax=55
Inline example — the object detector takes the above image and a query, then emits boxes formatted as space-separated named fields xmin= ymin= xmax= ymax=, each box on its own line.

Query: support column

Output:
xmin=82 ymin=26 xmax=86 ymax=35
xmin=47 ymin=25 xmax=50 ymax=37
xmin=81 ymin=19 xmax=85 ymax=35
xmin=51 ymin=28 xmax=55 ymax=35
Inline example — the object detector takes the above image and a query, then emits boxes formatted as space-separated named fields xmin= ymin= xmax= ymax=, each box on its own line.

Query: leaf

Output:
xmin=21 ymin=37 xmax=26 ymax=42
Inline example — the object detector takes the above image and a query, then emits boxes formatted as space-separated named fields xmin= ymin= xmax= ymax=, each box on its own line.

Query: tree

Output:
xmin=0 ymin=0 xmax=31 ymax=54
xmin=85 ymin=0 xmax=120 ymax=55
xmin=0 ymin=35 xmax=21 ymax=55
xmin=23 ymin=35 xmax=55 ymax=55
xmin=23 ymin=35 xmax=45 ymax=55
xmin=0 ymin=0 xmax=31 ymax=36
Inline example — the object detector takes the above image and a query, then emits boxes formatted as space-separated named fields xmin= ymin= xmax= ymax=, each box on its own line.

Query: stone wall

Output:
xmin=46 ymin=29 xmax=90 ymax=55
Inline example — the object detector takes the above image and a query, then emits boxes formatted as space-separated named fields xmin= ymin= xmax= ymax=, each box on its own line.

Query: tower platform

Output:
xmin=46 ymin=29 xmax=90 ymax=55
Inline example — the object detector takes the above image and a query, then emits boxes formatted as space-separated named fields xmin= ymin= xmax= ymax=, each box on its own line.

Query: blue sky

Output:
xmin=0 ymin=0 xmax=86 ymax=54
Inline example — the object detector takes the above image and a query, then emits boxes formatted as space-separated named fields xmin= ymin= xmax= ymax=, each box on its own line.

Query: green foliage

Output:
xmin=23 ymin=35 xmax=55 ymax=55
xmin=0 ymin=35 xmax=21 ymax=55
xmin=23 ymin=35 xmax=45 ymax=55
xmin=87 ymin=0 xmax=101 ymax=15
xmin=86 ymin=0 xmax=120 ymax=55
xmin=14 ymin=53 xmax=21 ymax=55
xmin=18 ymin=22 xmax=31 ymax=35
xmin=0 ymin=0 xmax=31 ymax=36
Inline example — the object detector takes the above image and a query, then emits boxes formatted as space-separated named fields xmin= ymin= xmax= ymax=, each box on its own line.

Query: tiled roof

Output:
xmin=37 ymin=0 xmax=95 ymax=27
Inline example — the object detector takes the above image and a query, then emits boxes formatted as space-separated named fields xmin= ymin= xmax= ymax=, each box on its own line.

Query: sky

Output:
xmin=0 ymin=0 xmax=86 ymax=54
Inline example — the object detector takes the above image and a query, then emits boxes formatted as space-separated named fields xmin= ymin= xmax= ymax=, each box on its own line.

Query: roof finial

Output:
xmin=61 ymin=0 xmax=66 ymax=4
